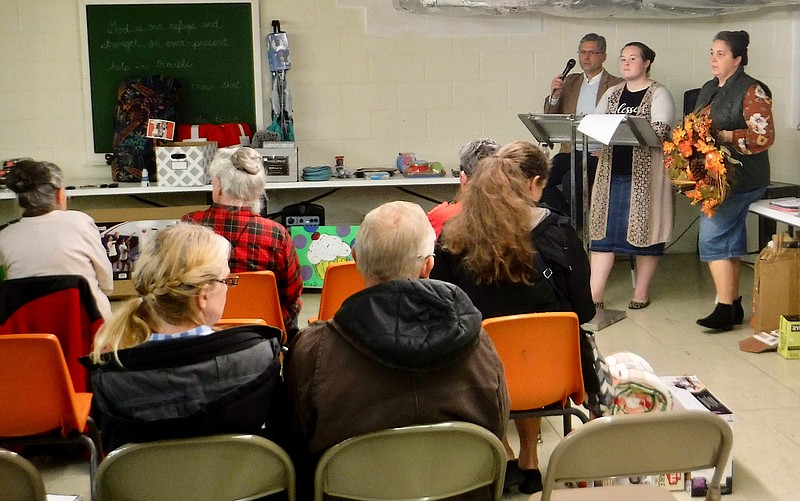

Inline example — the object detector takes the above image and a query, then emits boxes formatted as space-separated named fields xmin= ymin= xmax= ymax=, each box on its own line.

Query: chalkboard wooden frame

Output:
xmin=79 ymin=0 xmax=265 ymax=164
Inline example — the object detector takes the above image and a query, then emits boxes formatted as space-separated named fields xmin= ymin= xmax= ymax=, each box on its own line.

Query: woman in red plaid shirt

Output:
xmin=183 ymin=147 xmax=303 ymax=336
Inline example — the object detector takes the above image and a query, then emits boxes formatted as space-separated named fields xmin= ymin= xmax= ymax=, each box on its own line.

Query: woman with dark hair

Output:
xmin=431 ymin=141 xmax=595 ymax=494
xmin=0 ymin=160 xmax=113 ymax=317
xmin=183 ymin=147 xmax=303 ymax=337
xmin=693 ymin=30 xmax=774 ymax=331
xmin=589 ymin=41 xmax=675 ymax=311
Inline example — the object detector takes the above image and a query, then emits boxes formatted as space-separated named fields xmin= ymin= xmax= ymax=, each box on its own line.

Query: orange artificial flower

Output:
xmin=678 ymin=141 xmax=694 ymax=158
xmin=662 ymin=113 xmax=730 ymax=217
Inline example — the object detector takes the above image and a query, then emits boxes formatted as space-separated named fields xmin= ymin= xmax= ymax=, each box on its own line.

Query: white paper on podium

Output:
xmin=577 ymin=114 xmax=626 ymax=145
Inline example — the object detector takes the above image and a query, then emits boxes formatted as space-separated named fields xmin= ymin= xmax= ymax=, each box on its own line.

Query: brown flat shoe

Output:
xmin=629 ymin=298 xmax=651 ymax=310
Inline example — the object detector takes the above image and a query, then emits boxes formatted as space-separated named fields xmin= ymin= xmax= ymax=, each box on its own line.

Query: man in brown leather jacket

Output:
xmin=541 ymin=33 xmax=623 ymax=224
xmin=285 ymin=201 xmax=509 ymax=498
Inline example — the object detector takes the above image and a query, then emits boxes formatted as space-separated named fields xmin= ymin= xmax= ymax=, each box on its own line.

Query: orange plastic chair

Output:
xmin=481 ymin=312 xmax=589 ymax=433
xmin=221 ymin=271 xmax=286 ymax=341
xmin=0 ymin=275 xmax=104 ymax=393
xmin=214 ymin=318 xmax=269 ymax=330
xmin=315 ymin=261 xmax=365 ymax=322
xmin=0 ymin=334 xmax=101 ymax=501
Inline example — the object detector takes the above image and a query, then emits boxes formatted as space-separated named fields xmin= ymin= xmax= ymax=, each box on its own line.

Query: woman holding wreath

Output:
xmin=693 ymin=30 xmax=774 ymax=331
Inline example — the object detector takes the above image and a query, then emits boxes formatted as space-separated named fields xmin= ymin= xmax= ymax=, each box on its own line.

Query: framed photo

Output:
xmin=146 ymin=119 xmax=176 ymax=140
xmin=96 ymin=219 xmax=180 ymax=280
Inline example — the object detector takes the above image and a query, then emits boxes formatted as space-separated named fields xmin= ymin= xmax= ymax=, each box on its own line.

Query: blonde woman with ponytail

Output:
xmin=91 ymin=222 xmax=230 ymax=361
xmin=431 ymin=141 xmax=595 ymax=494
xmin=83 ymin=223 xmax=286 ymax=452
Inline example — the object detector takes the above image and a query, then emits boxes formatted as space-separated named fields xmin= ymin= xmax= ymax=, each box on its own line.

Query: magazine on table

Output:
xmin=768 ymin=197 xmax=800 ymax=212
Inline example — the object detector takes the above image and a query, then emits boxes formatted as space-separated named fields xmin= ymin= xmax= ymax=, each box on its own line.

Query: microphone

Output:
xmin=559 ymin=58 xmax=576 ymax=80
xmin=550 ymin=58 xmax=576 ymax=100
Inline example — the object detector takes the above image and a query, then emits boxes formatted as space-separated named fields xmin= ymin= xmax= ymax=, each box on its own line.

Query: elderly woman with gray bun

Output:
xmin=0 ymin=160 xmax=113 ymax=318
xmin=182 ymin=147 xmax=303 ymax=337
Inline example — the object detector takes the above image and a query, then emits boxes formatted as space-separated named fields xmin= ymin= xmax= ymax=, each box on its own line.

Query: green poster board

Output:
xmin=291 ymin=226 xmax=358 ymax=289
xmin=80 ymin=1 xmax=263 ymax=157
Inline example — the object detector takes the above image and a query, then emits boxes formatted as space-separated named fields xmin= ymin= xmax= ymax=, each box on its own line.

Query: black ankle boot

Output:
xmin=519 ymin=469 xmax=543 ymax=494
xmin=733 ymin=296 xmax=744 ymax=325
xmin=504 ymin=459 xmax=525 ymax=490
xmin=697 ymin=302 xmax=736 ymax=330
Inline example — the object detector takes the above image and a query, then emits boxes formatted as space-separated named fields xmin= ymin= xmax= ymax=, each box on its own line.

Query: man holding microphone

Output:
xmin=542 ymin=33 xmax=623 ymax=225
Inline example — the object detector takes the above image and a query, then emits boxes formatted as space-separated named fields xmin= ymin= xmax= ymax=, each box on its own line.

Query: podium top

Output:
xmin=517 ymin=113 xmax=578 ymax=144
xmin=578 ymin=114 xmax=661 ymax=148
xmin=518 ymin=113 xmax=662 ymax=148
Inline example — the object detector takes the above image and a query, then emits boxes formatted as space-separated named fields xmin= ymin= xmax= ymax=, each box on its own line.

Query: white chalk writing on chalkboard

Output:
xmin=82 ymin=1 xmax=263 ymax=156
xmin=105 ymin=18 xmax=224 ymax=35
xmin=100 ymin=40 xmax=145 ymax=51
xmin=155 ymin=59 xmax=195 ymax=69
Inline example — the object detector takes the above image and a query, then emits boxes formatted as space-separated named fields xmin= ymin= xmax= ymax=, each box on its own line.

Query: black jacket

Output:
xmin=81 ymin=325 xmax=286 ymax=453
xmin=333 ymin=278 xmax=483 ymax=371
xmin=432 ymin=209 xmax=595 ymax=324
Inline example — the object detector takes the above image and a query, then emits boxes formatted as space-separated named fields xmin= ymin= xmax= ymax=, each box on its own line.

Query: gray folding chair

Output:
xmin=96 ymin=434 xmax=295 ymax=501
xmin=530 ymin=410 xmax=733 ymax=501
xmin=0 ymin=448 xmax=47 ymax=501
xmin=314 ymin=421 xmax=506 ymax=501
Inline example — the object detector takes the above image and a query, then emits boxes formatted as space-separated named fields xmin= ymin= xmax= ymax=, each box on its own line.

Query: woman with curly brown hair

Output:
xmin=430 ymin=141 xmax=594 ymax=494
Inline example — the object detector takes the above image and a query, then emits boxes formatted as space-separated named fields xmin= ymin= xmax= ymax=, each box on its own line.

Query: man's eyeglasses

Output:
xmin=577 ymin=50 xmax=603 ymax=56
xmin=213 ymin=275 xmax=239 ymax=287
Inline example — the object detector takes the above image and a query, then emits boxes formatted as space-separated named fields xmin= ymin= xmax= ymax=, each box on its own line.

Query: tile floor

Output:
xmin=29 ymin=253 xmax=800 ymax=500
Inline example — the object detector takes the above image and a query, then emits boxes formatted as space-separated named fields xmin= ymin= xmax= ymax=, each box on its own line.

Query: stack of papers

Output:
xmin=768 ymin=197 xmax=800 ymax=213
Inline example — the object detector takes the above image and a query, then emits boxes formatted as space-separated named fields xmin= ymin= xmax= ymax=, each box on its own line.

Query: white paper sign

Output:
xmin=577 ymin=114 xmax=626 ymax=145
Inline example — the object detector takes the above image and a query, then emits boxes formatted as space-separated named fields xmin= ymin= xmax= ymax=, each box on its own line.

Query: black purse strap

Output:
xmin=533 ymin=252 xmax=572 ymax=311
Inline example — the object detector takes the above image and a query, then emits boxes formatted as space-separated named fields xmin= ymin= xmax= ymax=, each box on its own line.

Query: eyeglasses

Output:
xmin=417 ymin=253 xmax=435 ymax=259
xmin=577 ymin=50 xmax=603 ymax=56
xmin=213 ymin=275 xmax=239 ymax=287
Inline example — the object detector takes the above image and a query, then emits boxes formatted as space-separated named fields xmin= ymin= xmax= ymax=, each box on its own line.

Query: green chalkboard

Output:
xmin=82 ymin=1 xmax=263 ymax=154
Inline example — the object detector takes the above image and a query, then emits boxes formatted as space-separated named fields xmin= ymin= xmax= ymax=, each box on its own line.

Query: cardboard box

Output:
xmin=255 ymin=143 xmax=298 ymax=182
xmin=778 ymin=315 xmax=800 ymax=360
xmin=751 ymin=233 xmax=800 ymax=333
xmin=655 ymin=473 xmax=685 ymax=491
xmin=156 ymin=141 xmax=217 ymax=187
xmin=661 ymin=376 xmax=733 ymax=497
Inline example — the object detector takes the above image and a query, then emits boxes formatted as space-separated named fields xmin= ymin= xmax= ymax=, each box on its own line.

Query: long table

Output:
xmin=749 ymin=199 xmax=800 ymax=227
xmin=0 ymin=176 xmax=460 ymax=225
xmin=749 ymin=199 xmax=800 ymax=248
xmin=0 ymin=175 xmax=459 ymax=200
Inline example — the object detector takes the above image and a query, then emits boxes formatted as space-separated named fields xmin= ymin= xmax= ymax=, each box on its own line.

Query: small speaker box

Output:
xmin=281 ymin=202 xmax=325 ymax=227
